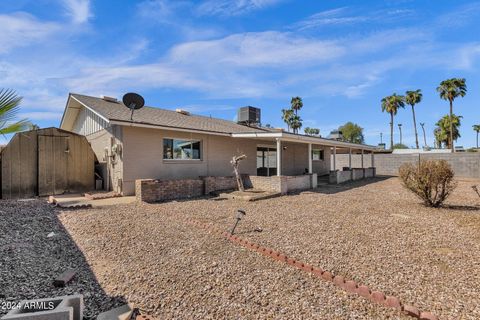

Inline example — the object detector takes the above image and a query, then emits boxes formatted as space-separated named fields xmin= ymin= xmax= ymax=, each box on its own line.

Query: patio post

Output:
xmin=348 ymin=148 xmax=352 ymax=170
xmin=333 ymin=146 xmax=337 ymax=171
xmin=371 ymin=151 xmax=375 ymax=167
xmin=276 ymin=138 xmax=282 ymax=176
xmin=361 ymin=149 xmax=364 ymax=168
xmin=308 ymin=143 xmax=312 ymax=174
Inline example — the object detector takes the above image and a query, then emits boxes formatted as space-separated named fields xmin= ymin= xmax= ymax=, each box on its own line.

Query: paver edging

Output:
xmin=189 ymin=220 xmax=439 ymax=320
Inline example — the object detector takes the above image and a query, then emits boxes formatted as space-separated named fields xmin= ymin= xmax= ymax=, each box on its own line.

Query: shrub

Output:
xmin=399 ymin=160 xmax=456 ymax=207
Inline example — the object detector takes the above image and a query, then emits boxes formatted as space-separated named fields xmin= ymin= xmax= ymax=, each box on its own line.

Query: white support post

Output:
xmin=308 ymin=143 xmax=312 ymax=174
xmin=333 ymin=146 xmax=337 ymax=171
xmin=349 ymin=148 xmax=352 ymax=170
xmin=276 ymin=138 xmax=282 ymax=176
xmin=371 ymin=151 xmax=375 ymax=167
xmin=361 ymin=149 xmax=364 ymax=168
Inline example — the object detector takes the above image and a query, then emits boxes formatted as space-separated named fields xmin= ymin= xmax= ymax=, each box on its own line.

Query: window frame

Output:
xmin=162 ymin=137 xmax=203 ymax=161
xmin=312 ymin=148 xmax=325 ymax=161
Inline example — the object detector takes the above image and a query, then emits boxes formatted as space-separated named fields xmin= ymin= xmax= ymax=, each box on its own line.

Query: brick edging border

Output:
xmin=189 ymin=220 xmax=439 ymax=320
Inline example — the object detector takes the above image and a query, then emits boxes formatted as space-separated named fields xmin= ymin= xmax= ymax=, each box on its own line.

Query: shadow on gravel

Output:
xmin=0 ymin=200 xmax=127 ymax=320
xmin=304 ymin=176 xmax=392 ymax=195
xmin=442 ymin=204 xmax=480 ymax=211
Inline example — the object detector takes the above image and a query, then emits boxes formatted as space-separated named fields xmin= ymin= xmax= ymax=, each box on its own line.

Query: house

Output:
xmin=60 ymin=93 xmax=377 ymax=198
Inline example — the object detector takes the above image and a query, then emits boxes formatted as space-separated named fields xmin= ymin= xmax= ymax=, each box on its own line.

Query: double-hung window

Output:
xmin=163 ymin=138 xmax=201 ymax=160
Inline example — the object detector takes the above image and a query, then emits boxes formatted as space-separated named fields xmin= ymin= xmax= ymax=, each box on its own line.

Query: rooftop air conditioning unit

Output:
xmin=237 ymin=106 xmax=261 ymax=126
xmin=328 ymin=130 xmax=343 ymax=141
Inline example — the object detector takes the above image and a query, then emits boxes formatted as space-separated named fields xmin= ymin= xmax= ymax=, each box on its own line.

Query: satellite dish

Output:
xmin=122 ymin=92 xmax=145 ymax=121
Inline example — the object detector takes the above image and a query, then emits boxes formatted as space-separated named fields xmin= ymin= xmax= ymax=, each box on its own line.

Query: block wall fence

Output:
xmin=334 ymin=153 xmax=480 ymax=178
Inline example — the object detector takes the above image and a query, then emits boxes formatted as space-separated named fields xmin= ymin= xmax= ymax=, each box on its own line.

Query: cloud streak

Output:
xmin=196 ymin=0 xmax=284 ymax=16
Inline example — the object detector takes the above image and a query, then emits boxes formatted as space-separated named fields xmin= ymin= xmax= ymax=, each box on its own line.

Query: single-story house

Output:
xmin=60 ymin=93 xmax=377 ymax=198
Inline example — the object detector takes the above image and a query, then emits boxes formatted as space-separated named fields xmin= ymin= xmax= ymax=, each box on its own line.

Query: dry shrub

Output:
xmin=399 ymin=160 xmax=456 ymax=207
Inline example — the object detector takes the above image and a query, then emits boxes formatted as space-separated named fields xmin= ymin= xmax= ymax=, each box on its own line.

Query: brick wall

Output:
xmin=286 ymin=174 xmax=317 ymax=191
xmin=244 ymin=176 xmax=288 ymax=194
xmin=335 ymin=153 xmax=480 ymax=178
xmin=352 ymin=168 xmax=364 ymax=180
xmin=203 ymin=176 xmax=238 ymax=194
xmin=136 ymin=178 xmax=204 ymax=202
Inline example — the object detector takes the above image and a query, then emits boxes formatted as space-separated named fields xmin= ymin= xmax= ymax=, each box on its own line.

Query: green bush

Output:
xmin=399 ymin=160 xmax=456 ymax=207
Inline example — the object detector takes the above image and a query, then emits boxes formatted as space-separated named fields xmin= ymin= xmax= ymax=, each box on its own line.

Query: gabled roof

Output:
xmin=66 ymin=93 xmax=273 ymax=135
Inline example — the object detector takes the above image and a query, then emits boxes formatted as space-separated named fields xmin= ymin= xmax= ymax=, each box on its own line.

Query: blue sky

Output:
xmin=1 ymin=0 xmax=480 ymax=147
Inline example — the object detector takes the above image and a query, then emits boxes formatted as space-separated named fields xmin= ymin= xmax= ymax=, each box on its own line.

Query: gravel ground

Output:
xmin=0 ymin=200 xmax=126 ymax=319
xmin=183 ymin=177 xmax=480 ymax=320
xmin=55 ymin=200 xmax=409 ymax=319
xmin=4 ymin=176 xmax=479 ymax=319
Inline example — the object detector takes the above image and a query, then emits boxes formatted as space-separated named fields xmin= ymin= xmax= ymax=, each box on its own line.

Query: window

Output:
xmin=163 ymin=139 xmax=201 ymax=160
xmin=312 ymin=149 xmax=324 ymax=161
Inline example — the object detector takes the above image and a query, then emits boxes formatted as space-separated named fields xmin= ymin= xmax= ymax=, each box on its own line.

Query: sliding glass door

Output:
xmin=256 ymin=147 xmax=277 ymax=176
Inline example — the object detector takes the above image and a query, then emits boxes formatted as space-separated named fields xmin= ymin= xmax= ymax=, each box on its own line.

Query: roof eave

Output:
xmin=231 ymin=132 xmax=378 ymax=151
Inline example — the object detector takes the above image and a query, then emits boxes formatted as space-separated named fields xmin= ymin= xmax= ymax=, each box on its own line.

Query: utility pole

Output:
xmin=398 ymin=123 xmax=403 ymax=145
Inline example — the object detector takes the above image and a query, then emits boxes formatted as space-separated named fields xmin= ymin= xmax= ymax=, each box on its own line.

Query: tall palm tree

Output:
xmin=290 ymin=114 xmax=302 ymax=134
xmin=281 ymin=108 xmax=294 ymax=132
xmin=381 ymin=93 xmax=405 ymax=150
xmin=473 ymin=124 xmax=480 ymax=149
xmin=0 ymin=89 xmax=30 ymax=136
xmin=435 ymin=114 xmax=462 ymax=149
xmin=436 ymin=78 xmax=467 ymax=152
xmin=405 ymin=89 xmax=422 ymax=149
xmin=290 ymin=96 xmax=303 ymax=115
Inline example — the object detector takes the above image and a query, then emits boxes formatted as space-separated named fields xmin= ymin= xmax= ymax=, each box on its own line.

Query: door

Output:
xmin=38 ymin=135 xmax=68 ymax=196
xmin=256 ymin=147 xmax=277 ymax=176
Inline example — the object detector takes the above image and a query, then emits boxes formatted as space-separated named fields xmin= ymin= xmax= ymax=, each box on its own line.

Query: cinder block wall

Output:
xmin=335 ymin=153 xmax=480 ymax=178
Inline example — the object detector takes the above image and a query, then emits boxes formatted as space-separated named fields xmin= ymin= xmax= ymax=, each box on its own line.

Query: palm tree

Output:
xmin=405 ymin=89 xmax=422 ymax=149
xmin=0 ymin=89 xmax=30 ymax=136
xmin=435 ymin=114 xmax=462 ymax=149
xmin=290 ymin=114 xmax=302 ymax=134
xmin=290 ymin=96 xmax=303 ymax=115
xmin=281 ymin=108 xmax=294 ymax=132
xmin=436 ymin=78 xmax=467 ymax=152
xmin=473 ymin=124 xmax=480 ymax=149
xmin=381 ymin=93 xmax=405 ymax=150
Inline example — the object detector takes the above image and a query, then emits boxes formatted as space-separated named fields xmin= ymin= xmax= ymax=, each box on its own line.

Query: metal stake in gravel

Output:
xmin=472 ymin=185 xmax=480 ymax=198
xmin=230 ymin=209 xmax=246 ymax=235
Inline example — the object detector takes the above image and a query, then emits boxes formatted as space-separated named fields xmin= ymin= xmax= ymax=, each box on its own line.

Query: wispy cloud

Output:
xmin=294 ymin=7 xmax=368 ymax=30
xmin=0 ymin=13 xmax=59 ymax=54
xmin=61 ymin=0 xmax=92 ymax=24
xmin=293 ymin=6 xmax=415 ymax=30
xmin=196 ymin=0 xmax=283 ymax=16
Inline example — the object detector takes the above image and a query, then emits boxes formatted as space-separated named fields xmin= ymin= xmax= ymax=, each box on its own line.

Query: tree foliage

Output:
xmin=338 ymin=122 xmax=364 ymax=144
xmin=434 ymin=114 xmax=462 ymax=149
xmin=0 ymin=89 xmax=31 ymax=136
xmin=304 ymin=127 xmax=320 ymax=136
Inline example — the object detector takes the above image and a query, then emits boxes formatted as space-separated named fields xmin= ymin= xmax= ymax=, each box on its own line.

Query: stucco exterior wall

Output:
xmin=86 ymin=125 xmax=124 ymax=193
xmin=121 ymin=126 xmax=258 ymax=195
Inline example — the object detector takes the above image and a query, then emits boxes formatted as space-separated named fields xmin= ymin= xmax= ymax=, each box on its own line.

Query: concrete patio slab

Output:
xmin=218 ymin=189 xmax=281 ymax=201
xmin=48 ymin=194 xmax=136 ymax=208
